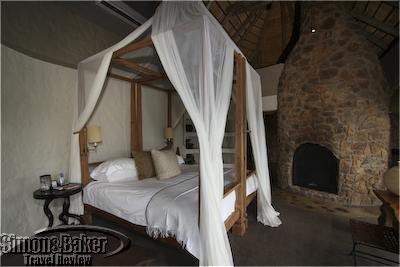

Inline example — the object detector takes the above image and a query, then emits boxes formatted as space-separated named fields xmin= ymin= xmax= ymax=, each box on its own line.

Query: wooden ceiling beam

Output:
xmin=250 ymin=5 xmax=274 ymax=64
xmin=214 ymin=1 xmax=243 ymax=40
xmin=234 ymin=9 xmax=264 ymax=44
xmin=136 ymin=74 xmax=167 ymax=84
xmin=281 ymin=2 xmax=288 ymax=50
xmin=351 ymin=11 xmax=399 ymax=37
xmin=383 ymin=1 xmax=399 ymax=9
xmin=113 ymin=58 xmax=162 ymax=77
xmin=140 ymin=83 xmax=174 ymax=92
xmin=221 ymin=1 xmax=270 ymax=25
xmin=107 ymin=72 xmax=133 ymax=82
xmin=227 ymin=1 xmax=270 ymax=17
xmin=365 ymin=32 xmax=388 ymax=50
xmin=277 ymin=1 xmax=301 ymax=64
xmin=112 ymin=36 xmax=153 ymax=59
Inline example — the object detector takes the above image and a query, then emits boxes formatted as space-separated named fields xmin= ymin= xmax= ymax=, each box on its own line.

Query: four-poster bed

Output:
xmin=80 ymin=39 xmax=255 ymax=233
xmin=69 ymin=2 xmax=281 ymax=265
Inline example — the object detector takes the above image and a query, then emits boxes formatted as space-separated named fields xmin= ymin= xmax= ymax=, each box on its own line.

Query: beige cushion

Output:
xmin=132 ymin=151 xmax=156 ymax=179
xmin=151 ymin=149 xmax=181 ymax=179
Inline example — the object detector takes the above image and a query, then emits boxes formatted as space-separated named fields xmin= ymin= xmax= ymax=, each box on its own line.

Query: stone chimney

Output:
xmin=277 ymin=2 xmax=390 ymax=206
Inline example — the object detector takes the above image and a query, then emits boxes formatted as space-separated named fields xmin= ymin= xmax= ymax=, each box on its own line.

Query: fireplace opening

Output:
xmin=292 ymin=143 xmax=339 ymax=194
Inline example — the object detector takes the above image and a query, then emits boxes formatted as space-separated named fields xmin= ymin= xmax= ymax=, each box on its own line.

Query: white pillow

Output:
xmin=176 ymin=155 xmax=185 ymax=165
xmin=90 ymin=158 xmax=139 ymax=182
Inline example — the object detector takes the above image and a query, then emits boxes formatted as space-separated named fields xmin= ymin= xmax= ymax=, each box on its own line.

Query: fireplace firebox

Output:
xmin=292 ymin=143 xmax=338 ymax=194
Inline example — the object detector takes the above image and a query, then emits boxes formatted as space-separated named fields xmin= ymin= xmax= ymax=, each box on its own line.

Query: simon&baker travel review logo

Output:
xmin=1 ymin=225 xmax=130 ymax=266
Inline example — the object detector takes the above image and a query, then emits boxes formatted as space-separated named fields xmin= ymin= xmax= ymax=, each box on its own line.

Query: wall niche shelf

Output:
xmin=182 ymin=111 xmax=236 ymax=165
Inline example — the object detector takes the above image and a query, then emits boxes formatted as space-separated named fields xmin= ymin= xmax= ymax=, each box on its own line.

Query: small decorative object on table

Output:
xmin=58 ymin=172 xmax=65 ymax=186
xmin=33 ymin=183 xmax=83 ymax=227
xmin=39 ymin=174 xmax=52 ymax=191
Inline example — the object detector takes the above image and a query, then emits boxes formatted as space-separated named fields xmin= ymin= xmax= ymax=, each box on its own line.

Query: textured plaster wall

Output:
xmin=87 ymin=79 xmax=131 ymax=163
xmin=171 ymin=94 xmax=185 ymax=154
xmin=2 ymin=46 xmax=170 ymax=236
xmin=88 ymin=83 xmax=170 ymax=162
xmin=257 ymin=64 xmax=284 ymax=97
xmin=142 ymin=87 xmax=168 ymax=151
xmin=2 ymin=45 xmax=75 ymax=235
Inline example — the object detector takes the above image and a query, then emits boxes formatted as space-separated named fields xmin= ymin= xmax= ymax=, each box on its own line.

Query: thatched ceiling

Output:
xmin=206 ymin=1 xmax=398 ymax=69
xmin=345 ymin=1 xmax=399 ymax=57
xmin=206 ymin=1 xmax=294 ymax=68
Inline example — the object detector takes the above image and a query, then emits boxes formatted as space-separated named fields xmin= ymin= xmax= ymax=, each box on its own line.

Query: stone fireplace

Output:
xmin=277 ymin=3 xmax=390 ymax=206
xmin=292 ymin=143 xmax=339 ymax=194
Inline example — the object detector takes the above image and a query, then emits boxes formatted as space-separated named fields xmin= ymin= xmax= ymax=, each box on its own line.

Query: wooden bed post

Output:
xmin=79 ymin=128 xmax=90 ymax=186
xmin=131 ymin=82 xmax=143 ymax=153
xmin=82 ymin=204 xmax=93 ymax=225
xmin=167 ymin=91 xmax=172 ymax=127
xmin=232 ymin=53 xmax=248 ymax=236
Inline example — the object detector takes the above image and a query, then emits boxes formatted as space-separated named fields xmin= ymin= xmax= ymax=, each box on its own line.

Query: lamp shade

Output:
xmin=164 ymin=127 xmax=173 ymax=139
xmin=87 ymin=126 xmax=102 ymax=144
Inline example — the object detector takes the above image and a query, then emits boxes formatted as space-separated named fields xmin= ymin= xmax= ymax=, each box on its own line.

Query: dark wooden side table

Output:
xmin=33 ymin=183 xmax=83 ymax=227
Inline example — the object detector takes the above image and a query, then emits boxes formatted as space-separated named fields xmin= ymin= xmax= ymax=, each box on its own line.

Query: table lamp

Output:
xmin=87 ymin=125 xmax=102 ymax=151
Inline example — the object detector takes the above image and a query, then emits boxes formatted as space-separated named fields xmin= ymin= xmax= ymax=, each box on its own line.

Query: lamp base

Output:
xmin=164 ymin=139 xmax=173 ymax=150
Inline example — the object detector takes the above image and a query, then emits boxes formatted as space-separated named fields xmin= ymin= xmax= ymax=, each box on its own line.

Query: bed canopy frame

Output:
xmin=79 ymin=35 xmax=253 ymax=235
xmin=71 ymin=2 xmax=280 ymax=265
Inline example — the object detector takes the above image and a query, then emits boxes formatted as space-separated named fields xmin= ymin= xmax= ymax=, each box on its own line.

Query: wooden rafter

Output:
xmin=250 ymin=6 xmax=272 ymax=64
xmin=364 ymin=32 xmax=388 ymax=50
xmin=113 ymin=58 xmax=162 ymax=77
xmin=286 ymin=1 xmax=295 ymax=26
xmin=141 ymin=83 xmax=173 ymax=92
xmin=223 ymin=1 xmax=270 ymax=23
xmin=277 ymin=1 xmax=301 ymax=64
xmin=112 ymin=36 xmax=153 ymax=59
xmin=136 ymin=74 xmax=167 ymax=83
xmin=107 ymin=72 xmax=132 ymax=82
xmin=280 ymin=2 xmax=288 ymax=51
xmin=384 ymin=1 xmax=399 ymax=9
xmin=351 ymin=11 xmax=399 ymax=37
xmin=234 ymin=9 xmax=264 ymax=44
xmin=216 ymin=1 xmax=241 ymax=33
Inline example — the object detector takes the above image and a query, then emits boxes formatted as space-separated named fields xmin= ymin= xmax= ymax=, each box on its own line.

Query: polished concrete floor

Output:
xmin=3 ymin=189 xmax=396 ymax=266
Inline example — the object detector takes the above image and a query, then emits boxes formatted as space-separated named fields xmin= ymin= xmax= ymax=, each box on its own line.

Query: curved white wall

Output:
xmin=2 ymin=45 xmax=75 ymax=235
xmin=87 ymin=79 xmax=131 ymax=163
xmin=1 ymin=46 xmax=169 ymax=236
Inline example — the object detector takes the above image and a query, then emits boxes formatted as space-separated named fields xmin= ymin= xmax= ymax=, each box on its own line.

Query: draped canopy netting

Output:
xmin=69 ymin=2 xmax=281 ymax=265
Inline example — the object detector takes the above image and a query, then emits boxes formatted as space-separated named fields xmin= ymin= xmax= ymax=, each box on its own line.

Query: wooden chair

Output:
xmin=349 ymin=219 xmax=399 ymax=266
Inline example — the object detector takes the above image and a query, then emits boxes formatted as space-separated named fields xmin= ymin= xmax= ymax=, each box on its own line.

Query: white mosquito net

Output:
xmin=69 ymin=2 xmax=280 ymax=266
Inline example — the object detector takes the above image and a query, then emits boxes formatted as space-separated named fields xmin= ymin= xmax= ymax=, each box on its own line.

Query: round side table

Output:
xmin=33 ymin=183 xmax=83 ymax=227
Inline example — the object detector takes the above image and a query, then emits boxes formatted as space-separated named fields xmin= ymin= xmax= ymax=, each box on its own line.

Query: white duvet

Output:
xmin=83 ymin=165 xmax=257 ymax=258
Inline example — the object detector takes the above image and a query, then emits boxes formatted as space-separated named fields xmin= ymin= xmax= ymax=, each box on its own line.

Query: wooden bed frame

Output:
xmin=79 ymin=36 xmax=257 ymax=245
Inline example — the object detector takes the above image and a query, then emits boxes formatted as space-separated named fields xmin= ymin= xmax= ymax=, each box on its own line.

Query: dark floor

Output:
xmin=232 ymin=201 xmax=357 ymax=266
xmin=2 ymin=195 xmax=397 ymax=266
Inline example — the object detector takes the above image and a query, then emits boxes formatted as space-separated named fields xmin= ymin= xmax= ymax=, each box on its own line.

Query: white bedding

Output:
xmin=83 ymin=165 xmax=257 ymax=257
